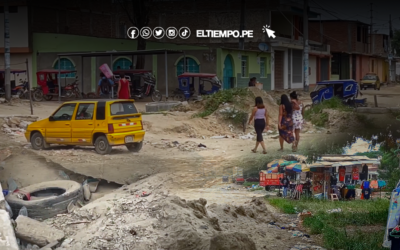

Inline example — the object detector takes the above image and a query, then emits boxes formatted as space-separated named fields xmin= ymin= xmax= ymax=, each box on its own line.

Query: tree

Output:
xmin=119 ymin=0 xmax=151 ymax=69
xmin=392 ymin=29 xmax=400 ymax=57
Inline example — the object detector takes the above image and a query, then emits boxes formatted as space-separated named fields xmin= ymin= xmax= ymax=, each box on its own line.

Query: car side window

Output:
xmin=52 ymin=104 xmax=77 ymax=121
xmin=75 ymin=103 xmax=95 ymax=120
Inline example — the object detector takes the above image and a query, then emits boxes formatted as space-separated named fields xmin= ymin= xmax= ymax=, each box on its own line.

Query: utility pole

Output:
xmin=370 ymin=3 xmax=373 ymax=54
xmin=388 ymin=14 xmax=393 ymax=84
xmin=4 ymin=0 xmax=11 ymax=101
xmin=303 ymin=0 xmax=309 ymax=92
xmin=238 ymin=0 xmax=245 ymax=50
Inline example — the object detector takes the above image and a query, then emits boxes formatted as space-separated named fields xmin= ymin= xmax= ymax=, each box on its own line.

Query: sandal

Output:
xmin=262 ymin=151 xmax=267 ymax=154
xmin=277 ymin=149 xmax=283 ymax=152
xmin=251 ymin=149 xmax=257 ymax=153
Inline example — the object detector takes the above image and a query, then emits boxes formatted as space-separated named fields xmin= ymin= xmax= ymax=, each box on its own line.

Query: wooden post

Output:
xmin=374 ymin=95 xmax=378 ymax=107
xmin=26 ymin=58 xmax=33 ymax=115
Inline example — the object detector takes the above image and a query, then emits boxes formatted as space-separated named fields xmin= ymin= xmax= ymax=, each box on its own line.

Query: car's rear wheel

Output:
xmin=126 ymin=141 xmax=143 ymax=152
xmin=31 ymin=132 xmax=50 ymax=150
xmin=94 ymin=135 xmax=112 ymax=155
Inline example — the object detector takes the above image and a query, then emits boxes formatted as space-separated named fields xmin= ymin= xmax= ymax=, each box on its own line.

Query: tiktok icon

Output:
xmin=179 ymin=27 xmax=191 ymax=39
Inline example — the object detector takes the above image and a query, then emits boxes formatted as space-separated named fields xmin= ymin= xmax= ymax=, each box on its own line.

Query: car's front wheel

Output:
xmin=94 ymin=135 xmax=112 ymax=155
xmin=31 ymin=132 xmax=50 ymax=150
xmin=126 ymin=141 xmax=143 ymax=152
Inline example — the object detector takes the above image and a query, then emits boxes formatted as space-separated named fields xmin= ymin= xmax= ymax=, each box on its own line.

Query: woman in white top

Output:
xmin=248 ymin=97 xmax=270 ymax=154
xmin=290 ymin=91 xmax=304 ymax=152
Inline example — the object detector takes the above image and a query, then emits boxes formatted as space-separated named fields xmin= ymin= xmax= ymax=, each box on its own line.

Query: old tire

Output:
xmin=126 ymin=141 xmax=143 ymax=152
xmin=151 ymin=90 xmax=162 ymax=102
xmin=5 ymin=180 xmax=83 ymax=220
xmin=94 ymin=135 xmax=112 ymax=155
xmin=30 ymin=132 xmax=50 ymax=150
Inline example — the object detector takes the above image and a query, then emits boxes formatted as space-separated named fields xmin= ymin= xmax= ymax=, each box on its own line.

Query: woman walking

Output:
xmin=117 ymin=74 xmax=131 ymax=99
xmin=278 ymin=94 xmax=295 ymax=151
xmin=290 ymin=91 xmax=304 ymax=152
xmin=248 ymin=97 xmax=269 ymax=154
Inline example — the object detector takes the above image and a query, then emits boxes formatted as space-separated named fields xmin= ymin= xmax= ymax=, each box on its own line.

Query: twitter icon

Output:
xmin=153 ymin=27 xmax=165 ymax=39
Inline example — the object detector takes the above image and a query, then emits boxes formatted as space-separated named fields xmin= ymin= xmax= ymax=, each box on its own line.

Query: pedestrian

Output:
xmin=117 ymin=73 xmax=131 ymax=99
xmin=280 ymin=176 xmax=290 ymax=198
xmin=278 ymin=94 xmax=295 ymax=151
xmin=248 ymin=77 xmax=256 ymax=87
xmin=96 ymin=72 xmax=114 ymax=97
xmin=290 ymin=91 xmax=304 ymax=152
xmin=248 ymin=96 xmax=269 ymax=154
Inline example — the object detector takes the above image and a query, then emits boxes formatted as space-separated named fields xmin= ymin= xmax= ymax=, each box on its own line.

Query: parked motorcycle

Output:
xmin=0 ymin=79 xmax=30 ymax=99
xmin=64 ymin=78 xmax=82 ymax=99
xmin=130 ymin=73 xmax=162 ymax=102
xmin=32 ymin=77 xmax=80 ymax=101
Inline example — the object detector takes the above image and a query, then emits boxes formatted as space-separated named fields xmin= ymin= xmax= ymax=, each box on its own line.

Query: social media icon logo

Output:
xmin=179 ymin=27 xmax=191 ymax=39
xmin=127 ymin=27 xmax=139 ymax=39
xmin=140 ymin=27 xmax=152 ymax=39
xmin=153 ymin=27 xmax=165 ymax=39
xmin=166 ymin=27 xmax=178 ymax=39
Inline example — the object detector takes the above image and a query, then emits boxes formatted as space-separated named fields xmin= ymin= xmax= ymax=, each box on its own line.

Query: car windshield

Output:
xmin=110 ymin=101 xmax=138 ymax=116
xmin=363 ymin=75 xmax=376 ymax=80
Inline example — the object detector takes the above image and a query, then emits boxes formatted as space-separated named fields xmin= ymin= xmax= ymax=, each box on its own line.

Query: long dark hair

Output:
xmin=280 ymin=94 xmax=292 ymax=114
xmin=290 ymin=91 xmax=298 ymax=100
xmin=255 ymin=96 xmax=265 ymax=109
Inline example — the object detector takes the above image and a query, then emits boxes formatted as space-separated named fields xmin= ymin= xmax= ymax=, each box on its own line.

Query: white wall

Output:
xmin=309 ymin=56 xmax=317 ymax=85
xmin=0 ymin=6 xmax=29 ymax=48
xmin=0 ymin=54 xmax=33 ymax=85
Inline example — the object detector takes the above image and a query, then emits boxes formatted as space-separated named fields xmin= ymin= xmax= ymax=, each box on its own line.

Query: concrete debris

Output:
xmin=15 ymin=215 xmax=65 ymax=247
xmin=1 ymin=116 xmax=38 ymax=137
xmin=0 ymin=98 xmax=6 ymax=103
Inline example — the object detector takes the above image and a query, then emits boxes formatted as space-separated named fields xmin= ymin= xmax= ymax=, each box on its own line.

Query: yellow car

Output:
xmin=25 ymin=99 xmax=145 ymax=155
xmin=360 ymin=73 xmax=381 ymax=90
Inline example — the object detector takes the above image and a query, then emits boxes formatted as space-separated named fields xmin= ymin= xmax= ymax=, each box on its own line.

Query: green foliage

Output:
xmin=221 ymin=107 xmax=248 ymax=126
xmin=267 ymin=197 xmax=389 ymax=250
xmin=378 ymin=148 xmax=400 ymax=189
xmin=194 ymin=88 xmax=251 ymax=118
xmin=304 ymin=97 xmax=352 ymax=127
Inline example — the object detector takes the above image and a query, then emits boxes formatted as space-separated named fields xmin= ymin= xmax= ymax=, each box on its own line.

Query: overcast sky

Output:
xmin=307 ymin=0 xmax=400 ymax=34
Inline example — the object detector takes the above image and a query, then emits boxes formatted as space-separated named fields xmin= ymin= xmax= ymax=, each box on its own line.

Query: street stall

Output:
xmin=262 ymin=154 xmax=383 ymax=201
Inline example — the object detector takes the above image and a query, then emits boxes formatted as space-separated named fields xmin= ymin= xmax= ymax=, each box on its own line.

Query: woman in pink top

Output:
xmin=248 ymin=97 xmax=269 ymax=154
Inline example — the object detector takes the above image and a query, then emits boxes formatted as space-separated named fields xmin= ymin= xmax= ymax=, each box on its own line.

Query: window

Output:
xmin=357 ymin=26 xmax=361 ymax=42
xmin=96 ymin=101 xmax=106 ymax=120
xmin=52 ymin=104 xmax=77 ymax=121
xmin=260 ymin=57 xmax=266 ymax=77
xmin=110 ymin=101 xmax=138 ymax=116
xmin=362 ymin=27 xmax=368 ymax=43
xmin=176 ymin=57 xmax=199 ymax=76
xmin=241 ymin=56 xmax=248 ymax=77
xmin=75 ymin=103 xmax=95 ymax=120
xmin=113 ymin=58 xmax=132 ymax=71
xmin=53 ymin=58 xmax=76 ymax=78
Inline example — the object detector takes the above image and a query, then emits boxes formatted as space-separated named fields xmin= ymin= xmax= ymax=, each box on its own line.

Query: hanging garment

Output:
xmin=378 ymin=180 xmax=387 ymax=188
xmin=370 ymin=180 xmax=378 ymax=189
xmin=360 ymin=164 xmax=369 ymax=180
xmin=352 ymin=167 xmax=359 ymax=180
xmin=339 ymin=167 xmax=346 ymax=182
xmin=363 ymin=181 xmax=370 ymax=189
xmin=362 ymin=188 xmax=371 ymax=200
xmin=346 ymin=189 xmax=356 ymax=199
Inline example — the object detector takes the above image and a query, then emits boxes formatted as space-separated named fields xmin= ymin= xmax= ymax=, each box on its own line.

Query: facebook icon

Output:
xmin=127 ymin=27 xmax=139 ymax=39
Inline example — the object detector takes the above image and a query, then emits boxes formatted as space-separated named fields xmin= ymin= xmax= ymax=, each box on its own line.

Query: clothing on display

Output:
xmin=352 ymin=167 xmax=359 ymax=180
xmin=346 ymin=189 xmax=356 ymax=199
xmin=360 ymin=165 xmax=369 ymax=180
xmin=370 ymin=180 xmax=378 ymax=189
xmin=363 ymin=181 xmax=370 ymax=189
xmin=339 ymin=167 xmax=346 ymax=182
xmin=362 ymin=188 xmax=371 ymax=200
xmin=330 ymin=175 xmax=337 ymax=185
xmin=378 ymin=180 xmax=387 ymax=188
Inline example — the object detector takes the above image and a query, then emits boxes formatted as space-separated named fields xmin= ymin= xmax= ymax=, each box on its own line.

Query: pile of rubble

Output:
xmin=1 ymin=116 xmax=38 ymax=137
xmin=148 ymin=140 xmax=209 ymax=152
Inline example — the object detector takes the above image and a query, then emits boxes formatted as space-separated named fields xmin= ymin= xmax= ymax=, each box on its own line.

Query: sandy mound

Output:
xmin=44 ymin=174 xmax=321 ymax=250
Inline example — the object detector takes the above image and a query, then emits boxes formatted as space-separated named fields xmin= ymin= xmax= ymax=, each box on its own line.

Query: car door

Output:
xmin=71 ymin=103 xmax=96 ymax=144
xmin=45 ymin=103 xmax=77 ymax=143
